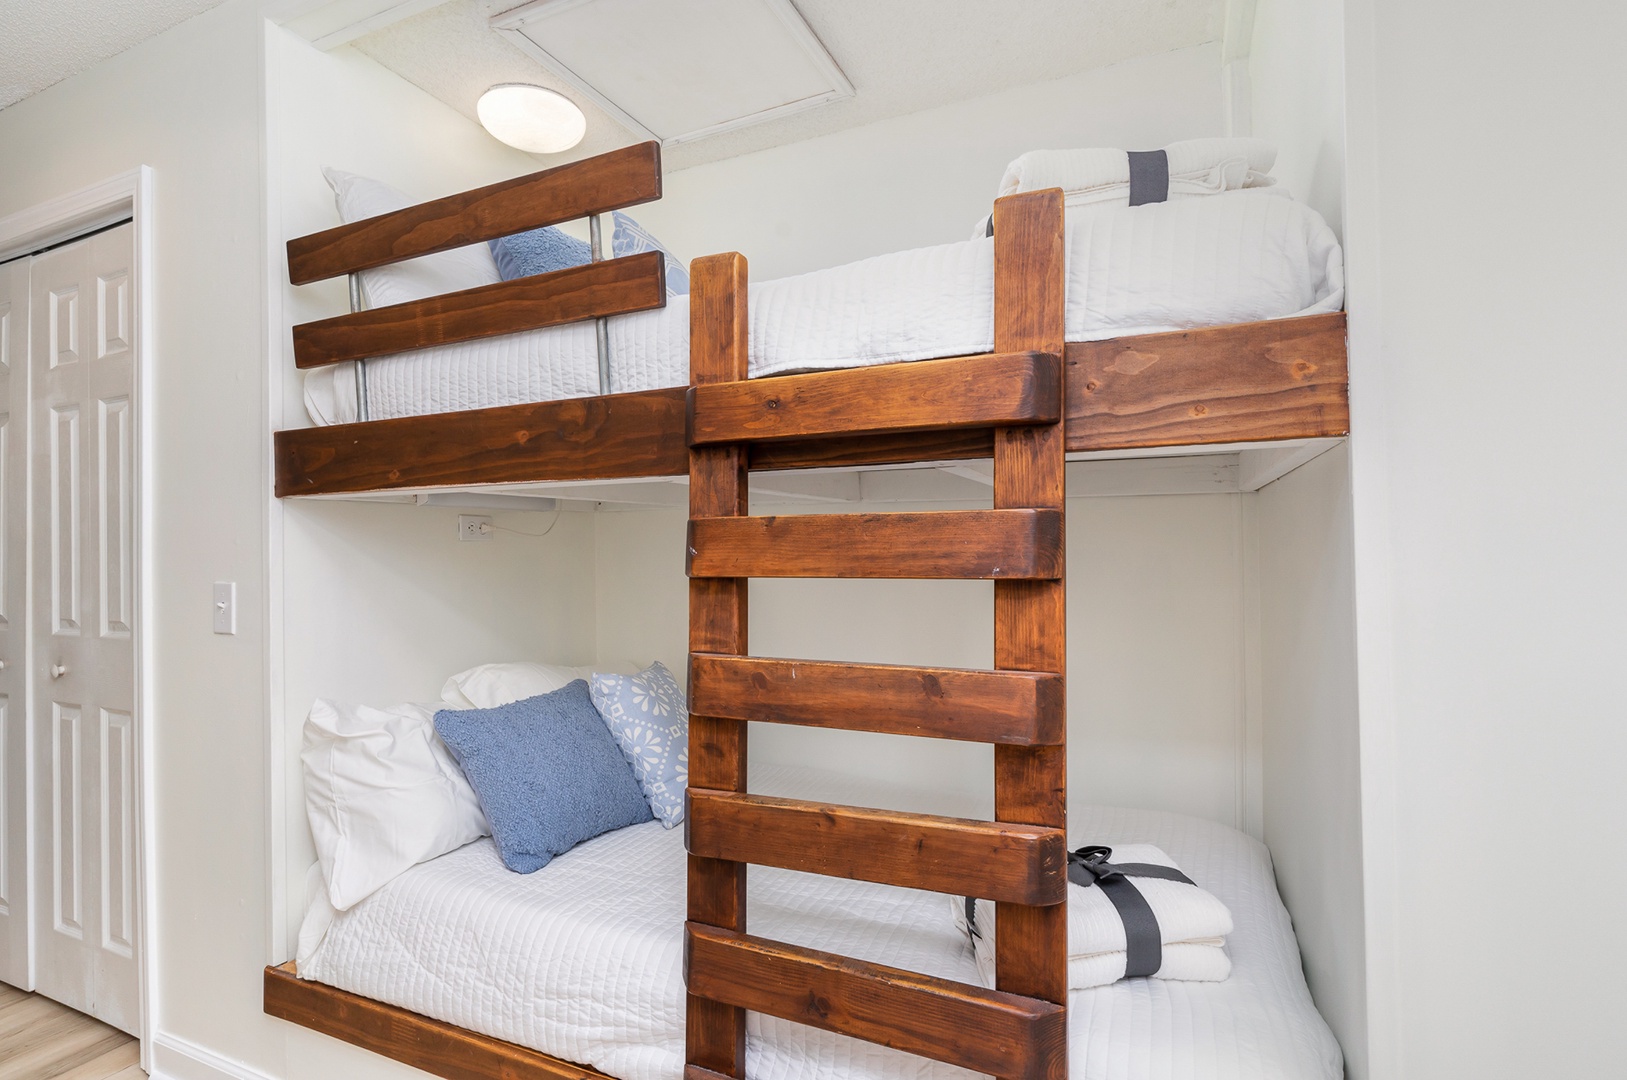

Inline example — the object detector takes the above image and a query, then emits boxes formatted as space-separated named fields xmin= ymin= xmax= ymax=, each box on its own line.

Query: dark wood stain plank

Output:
xmin=1066 ymin=311 xmax=1349 ymax=451
xmin=293 ymin=252 xmax=665 ymax=368
xmin=686 ymin=789 xmax=1066 ymax=904
xmin=273 ymin=386 xmax=689 ymax=496
xmin=686 ymin=510 xmax=1063 ymax=580
xmin=288 ymin=142 xmax=662 ymax=284
xmin=991 ymin=191 xmax=1070 ymax=1050
xmin=684 ymin=251 xmax=751 ymax=1079
xmin=264 ymin=964 xmax=612 ymax=1080
xmin=688 ymin=654 xmax=1064 ymax=745
xmin=685 ymin=924 xmax=1065 ymax=1080
xmin=688 ymin=350 xmax=1059 ymax=445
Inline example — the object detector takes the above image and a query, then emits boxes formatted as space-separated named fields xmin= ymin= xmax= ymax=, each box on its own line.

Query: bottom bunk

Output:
xmin=267 ymin=765 xmax=1341 ymax=1080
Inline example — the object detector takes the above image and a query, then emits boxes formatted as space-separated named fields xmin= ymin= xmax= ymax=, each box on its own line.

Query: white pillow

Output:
xmin=321 ymin=166 xmax=500 ymax=309
xmin=301 ymin=699 xmax=487 ymax=911
xmin=440 ymin=661 xmax=599 ymax=711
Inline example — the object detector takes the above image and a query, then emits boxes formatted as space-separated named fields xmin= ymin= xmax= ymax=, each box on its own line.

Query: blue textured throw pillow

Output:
xmin=433 ymin=681 xmax=652 ymax=873
xmin=610 ymin=211 xmax=689 ymax=297
xmin=488 ymin=226 xmax=592 ymax=281
xmin=590 ymin=661 xmax=688 ymax=827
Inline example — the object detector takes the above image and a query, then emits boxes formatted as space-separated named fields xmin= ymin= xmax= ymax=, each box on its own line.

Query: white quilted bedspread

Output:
xmin=304 ymin=189 xmax=1343 ymax=425
xmin=297 ymin=766 xmax=1342 ymax=1080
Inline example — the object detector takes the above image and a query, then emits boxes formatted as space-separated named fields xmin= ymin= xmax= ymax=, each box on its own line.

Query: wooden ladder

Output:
xmin=683 ymin=189 xmax=1068 ymax=1080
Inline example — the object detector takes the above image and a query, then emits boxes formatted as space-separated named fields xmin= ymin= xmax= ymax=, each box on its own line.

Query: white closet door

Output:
xmin=0 ymin=255 xmax=28 ymax=990
xmin=30 ymin=224 xmax=138 ymax=1032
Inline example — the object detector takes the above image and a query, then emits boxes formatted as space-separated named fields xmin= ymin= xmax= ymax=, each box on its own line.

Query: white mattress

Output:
xmin=304 ymin=189 xmax=1343 ymax=425
xmin=297 ymin=766 xmax=1343 ymax=1080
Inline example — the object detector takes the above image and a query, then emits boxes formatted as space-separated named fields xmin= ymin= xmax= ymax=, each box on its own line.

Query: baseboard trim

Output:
xmin=149 ymin=1031 xmax=281 ymax=1080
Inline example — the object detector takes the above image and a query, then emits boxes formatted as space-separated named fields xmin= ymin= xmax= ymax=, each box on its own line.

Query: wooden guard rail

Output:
xmin=683 ymin=189 xmax=1068 ymax=1080
xmin=285 ymin=141 xmax=667 ymax=376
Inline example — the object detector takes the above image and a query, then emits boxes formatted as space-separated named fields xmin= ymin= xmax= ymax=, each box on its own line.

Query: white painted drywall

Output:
xmin=1255 ymin=442 xmax=1366 ymax=1079
xmin=596 ymin=492 xmax=1257 ymax=829
xmin=1249 ymin=0 xmax=1345 ymax=237
xmin=1343 ymin=2 xmax=1627 ymax=1075
xmin=634 ymin=43 xmax=1230 ymax=281
xmin=0 ymin=0 xmax=271 ymax=1065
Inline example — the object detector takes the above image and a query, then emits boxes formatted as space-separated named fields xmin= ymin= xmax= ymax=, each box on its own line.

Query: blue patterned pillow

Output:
xmin=488 ymin=226 xmax=592 ymax=280
xmin=590 ymin=661 xmax=688 ymax=827
xmin=433 ymin=681 xmax=652 ymax=873
xmin=610 ymin=212 xmax=689 ymax=296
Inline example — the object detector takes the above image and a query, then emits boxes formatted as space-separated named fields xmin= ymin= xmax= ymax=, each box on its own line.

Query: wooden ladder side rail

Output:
xmin=287 ymin=142 xmax=662 ymax=285
xmin=685 ymin=251 xmax=751 ymax=1079
xmin=264 ymin=963 xmax=614 ymax=1080
xmin=292 ymin=251 xmax=666 ymax=369
xmin=990 ymin=190 xmax=1069 ymax=1038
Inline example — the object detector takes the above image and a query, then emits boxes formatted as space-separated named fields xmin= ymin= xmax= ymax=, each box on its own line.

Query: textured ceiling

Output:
xmin=354 ymin=0 xmax=1224 ymax=170
xmin=0 ymin=0 xmax=232 ymax=110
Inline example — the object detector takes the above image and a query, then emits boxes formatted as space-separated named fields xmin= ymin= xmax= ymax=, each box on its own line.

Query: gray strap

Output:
xmin=1127 ymin=149 xmax=1170 ymax=207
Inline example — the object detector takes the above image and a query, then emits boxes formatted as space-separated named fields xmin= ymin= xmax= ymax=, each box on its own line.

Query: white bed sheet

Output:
xmin=297 ymin=765 xmax=1343 ymax=1080
xmin=304 ymin=189 xmax=1343 ymax=425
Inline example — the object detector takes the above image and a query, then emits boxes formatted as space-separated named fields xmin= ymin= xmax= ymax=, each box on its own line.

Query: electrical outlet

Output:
xmin=457 ymin=514 xmax=493 ymax=542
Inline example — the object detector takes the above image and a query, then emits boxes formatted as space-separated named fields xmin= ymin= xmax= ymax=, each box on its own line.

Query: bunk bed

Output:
xmin=266 ymin=141 xmax=1348 ymax=1080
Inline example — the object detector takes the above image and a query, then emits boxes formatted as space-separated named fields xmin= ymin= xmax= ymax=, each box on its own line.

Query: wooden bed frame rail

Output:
xmin=681 ymin=190 xmax=1069 ymax=1080
xmin=273 ymin=311 xmax=1347 ymax=497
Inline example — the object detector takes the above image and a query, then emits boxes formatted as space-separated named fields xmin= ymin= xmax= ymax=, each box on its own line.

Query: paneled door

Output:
xmin=29 ymin=223 xmax=139 ymax=1033
xmin=0 ymin=253 xmax=29 ymax=990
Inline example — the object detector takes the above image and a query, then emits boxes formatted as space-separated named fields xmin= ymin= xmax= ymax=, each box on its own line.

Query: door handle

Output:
xmin=50 ymin=663 xmax=67 ymax=679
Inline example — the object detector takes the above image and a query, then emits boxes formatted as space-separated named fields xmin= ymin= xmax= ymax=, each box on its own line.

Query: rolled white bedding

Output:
xmin=996 ymin=137 xmax=1279 ymax=210
xmin=955 ymin=842 xmax=1234 ymax=990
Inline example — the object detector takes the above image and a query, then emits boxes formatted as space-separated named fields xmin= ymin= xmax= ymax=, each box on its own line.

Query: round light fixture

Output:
xmin=477 ymin=84 xmax=587 ymax=154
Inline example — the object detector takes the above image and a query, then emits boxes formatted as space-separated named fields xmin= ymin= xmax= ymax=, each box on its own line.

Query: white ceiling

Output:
xmin=352 ymin=0 xmax=1226 ymax=170
xmin=0 ymin=0 xmax=231 ymax=110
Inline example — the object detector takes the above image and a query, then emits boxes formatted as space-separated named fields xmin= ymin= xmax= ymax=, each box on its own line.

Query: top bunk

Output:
xmin=273 ymin=141 xmax=1348 ymax=502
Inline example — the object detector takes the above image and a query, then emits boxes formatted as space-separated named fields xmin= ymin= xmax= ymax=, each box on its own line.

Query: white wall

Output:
xmin=0 ymin=0 xmax=272 ymax=1071
xmin=1255 ymin=442 xmax=1366 ymax=1079
xmin=1249 ymin=0 xmax=1346 ymax=237
xmin=597 ymin=490 xmax=1258 ymax=830
xmin=1343 ymin=1 xmax=1627 ymax=1076
xmin=636 ymin=43 xmax=1228 ymax=280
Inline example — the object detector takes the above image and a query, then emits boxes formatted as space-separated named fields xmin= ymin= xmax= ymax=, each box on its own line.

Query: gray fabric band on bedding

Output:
xmin=962 ymin=844 xmax=1196 ymax=982
xmin=1127 ymin=149 xmax=1170 ymax=206
xmin=1068 ymin=844 xmax=1195 ymax=979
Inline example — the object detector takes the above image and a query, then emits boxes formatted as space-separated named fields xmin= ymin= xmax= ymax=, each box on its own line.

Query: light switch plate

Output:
xmin=213 ymin=581 xmax=237 ymax=635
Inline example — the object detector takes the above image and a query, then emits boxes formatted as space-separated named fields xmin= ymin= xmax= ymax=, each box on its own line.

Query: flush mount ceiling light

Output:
xmin=477 ymin=83 xmax=587 ymax=153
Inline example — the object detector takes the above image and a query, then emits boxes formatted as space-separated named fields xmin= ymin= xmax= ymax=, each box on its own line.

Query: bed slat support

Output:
xmin=684 ymin=189 xmax=1068 ymax=1080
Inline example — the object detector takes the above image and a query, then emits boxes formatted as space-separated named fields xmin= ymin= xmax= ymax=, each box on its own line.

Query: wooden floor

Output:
xmin=0 ymin=983 xmax=142 ymax=1080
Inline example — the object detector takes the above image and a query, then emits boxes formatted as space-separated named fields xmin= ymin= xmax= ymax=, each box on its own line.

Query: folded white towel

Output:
xmin=953 ymin=843 xmax=1235 ymax=989
xmin=996 ymin=138 xmax=1277 ymax=208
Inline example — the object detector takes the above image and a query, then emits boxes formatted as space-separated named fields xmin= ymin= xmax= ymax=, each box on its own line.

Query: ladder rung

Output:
xmin=687 ymin=350 xmax=1061 ymax=445
xmin=686 ymin=790 xmax=1065 ymax=904
xmin=685 ymin=924 xmax=1064 ymax=1080
xmin=689 ymin=654 xmax=1063 ymax=745
xmin=686 ymin=509 xmax=1063 ymax=580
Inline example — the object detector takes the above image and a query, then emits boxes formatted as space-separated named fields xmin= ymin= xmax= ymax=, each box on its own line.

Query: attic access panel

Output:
xmin=492 ymin=0 xmax=853 ymax=147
